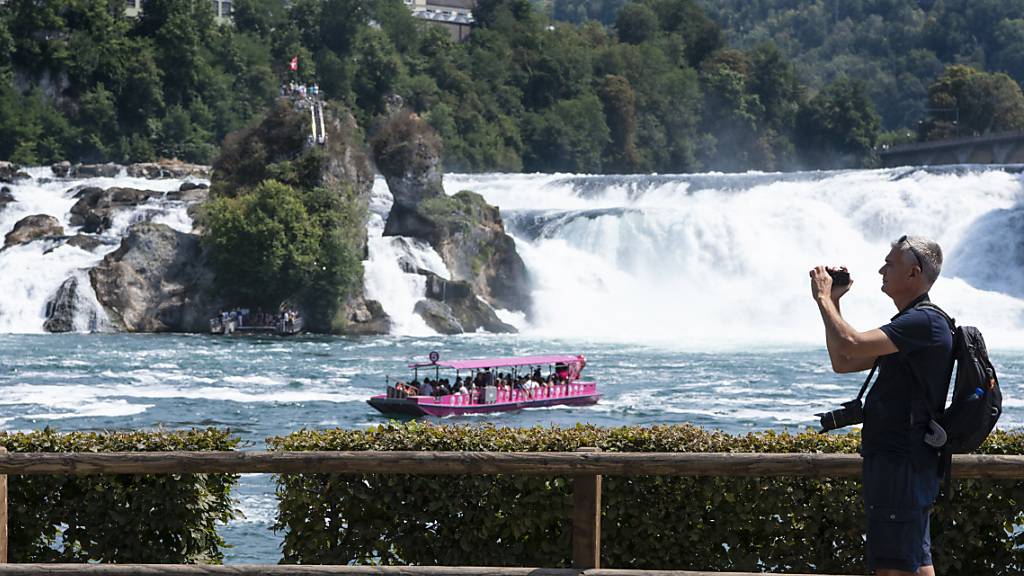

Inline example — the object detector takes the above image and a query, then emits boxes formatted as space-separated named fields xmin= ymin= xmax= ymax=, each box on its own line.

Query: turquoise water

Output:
xmin=1 ymin=333 xmax=1022 ymax=562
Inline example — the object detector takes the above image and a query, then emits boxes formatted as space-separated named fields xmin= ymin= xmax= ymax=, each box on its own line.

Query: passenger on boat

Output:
xmin=437 ymin=379 xmax=451 ymax=396
xmin=420 ymin=379 xmax=435 ymax=397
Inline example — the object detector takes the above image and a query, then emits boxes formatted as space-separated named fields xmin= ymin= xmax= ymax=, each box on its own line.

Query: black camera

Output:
xmin=816 ymin=398 xmax=864 ymax=433
xmin=827 ymin=268 xmax=851 ymax=287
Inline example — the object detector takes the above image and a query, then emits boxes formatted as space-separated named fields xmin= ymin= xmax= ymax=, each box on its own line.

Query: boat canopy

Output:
xmin=408 ymin=354 xmax=582 ymax=371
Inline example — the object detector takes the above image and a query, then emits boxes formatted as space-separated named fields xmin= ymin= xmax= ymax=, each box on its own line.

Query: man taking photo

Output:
xmin=811 ymin=235 xmax=953 ymax=576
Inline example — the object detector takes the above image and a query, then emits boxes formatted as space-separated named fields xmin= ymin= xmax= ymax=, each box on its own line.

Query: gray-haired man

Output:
xmin=810 ymin=235 xmax=953 ymax=575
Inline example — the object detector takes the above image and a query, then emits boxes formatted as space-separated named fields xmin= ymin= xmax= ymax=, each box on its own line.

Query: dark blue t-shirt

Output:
xmin=862 ymin=295 xmax=954 ymax=466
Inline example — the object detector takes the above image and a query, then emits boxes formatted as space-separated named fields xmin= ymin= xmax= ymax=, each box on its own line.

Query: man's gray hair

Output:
xmin=892 ymin=235 xmax=942 ymax=285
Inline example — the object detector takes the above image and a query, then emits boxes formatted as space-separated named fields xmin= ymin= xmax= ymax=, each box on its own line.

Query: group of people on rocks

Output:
xmin=388 ymin=367 xmax=574 ymax=400
xmin=281 ymin=81 xmax=320 ymax=98
xmin=217 ymin=308 xmax=300 ymax=329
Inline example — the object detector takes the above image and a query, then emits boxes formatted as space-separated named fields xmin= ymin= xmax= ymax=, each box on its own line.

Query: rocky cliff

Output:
xmin=208 ymin=96 xmax=388 ymax=334
xmin=86 ymin=222 xmax=222 ymax=332
xmin=372 ymin=109 xmax=532 ymax=331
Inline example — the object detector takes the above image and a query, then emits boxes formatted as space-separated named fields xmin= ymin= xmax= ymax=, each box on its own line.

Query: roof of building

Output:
xmin=412 ymin=9 xmax=475 ymax=24
xmin=426 ymin=0 xmax=475 ymax=11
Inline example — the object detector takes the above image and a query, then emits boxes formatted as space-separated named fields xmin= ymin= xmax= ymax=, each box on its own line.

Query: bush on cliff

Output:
xmin=0 ymin=428 xmax=239 ymax=563
xmin=202 ymin=180 xmax=364 ymax=329
xmin=270 ymin=422 xmax=1024 ymax=574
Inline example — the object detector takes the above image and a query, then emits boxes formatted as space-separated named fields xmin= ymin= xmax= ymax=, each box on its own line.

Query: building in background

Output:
xmin=405 ymin=0 xmax=475 ymax=41
xmin=124 ymin=0 xmax=234 ymax=23
xmin=121 ymin=0 xmax=471 ymax=40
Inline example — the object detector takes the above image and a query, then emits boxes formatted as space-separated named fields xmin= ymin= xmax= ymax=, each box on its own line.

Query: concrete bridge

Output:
xmin=879 ymin=130 xmax=1024 ymax=167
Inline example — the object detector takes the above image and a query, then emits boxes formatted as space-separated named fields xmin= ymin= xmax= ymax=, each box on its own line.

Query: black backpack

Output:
xmin=912 ymin=302 xmax=1002 ymax=454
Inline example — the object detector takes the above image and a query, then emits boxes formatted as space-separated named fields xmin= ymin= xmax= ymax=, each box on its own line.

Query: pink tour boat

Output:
xmin=367 ymin=353 xmax=600 ymax=417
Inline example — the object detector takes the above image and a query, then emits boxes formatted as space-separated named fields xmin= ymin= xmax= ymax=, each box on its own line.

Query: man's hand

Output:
xmin=809 ymin=265 xmax=852 ymax=302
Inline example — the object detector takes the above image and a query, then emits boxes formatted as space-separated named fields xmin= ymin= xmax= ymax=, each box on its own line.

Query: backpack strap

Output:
xmin=906 ymin=301 xmax=957 ymax=421
xmin=907 ymin=301 xmax=959 ymax=499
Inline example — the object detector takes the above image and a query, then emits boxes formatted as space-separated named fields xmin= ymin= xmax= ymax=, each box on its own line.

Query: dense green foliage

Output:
xmin=694 ymin=0 xmax=1024 ymax=138
xmin=202 ymin=179 xmax=363 ymax=330
xmin=270 ymin=422 xmax=1024 ymax=574
xmin=0 ymin=0 xmax=277 ymax=165
xmin=549 ymin=0 xmax=1024 ymax=146
xmin=0 ymin=428 xmax=240 ymax=563
xmin=7 ymin=0 xmax=1024 ymax=171
xmin=0 ymin=0 xmax=882 ymax=172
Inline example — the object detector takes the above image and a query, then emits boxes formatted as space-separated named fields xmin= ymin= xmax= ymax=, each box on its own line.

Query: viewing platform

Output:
xmin=879 ymin=130 xmax=1024 ymax=166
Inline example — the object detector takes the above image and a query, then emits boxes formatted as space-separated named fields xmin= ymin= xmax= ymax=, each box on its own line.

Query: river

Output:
xmin=1 ymin=165 xmax=1023 ymax=561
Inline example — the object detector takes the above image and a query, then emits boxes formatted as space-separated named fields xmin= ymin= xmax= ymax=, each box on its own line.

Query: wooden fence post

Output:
xmin=0 ymin=446 xmax=7 ymax=563
xmin=572 ymin=446 xmax=601 ymax=570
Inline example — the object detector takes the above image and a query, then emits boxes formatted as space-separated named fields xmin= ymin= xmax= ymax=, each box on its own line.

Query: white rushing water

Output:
xmin=441 ymin=167 xmax=1024 ymax=349
xmin=5 ymin=165 xmax=1024 ymax=349
xmin=0 ymin=167 xmax=198 ymax=333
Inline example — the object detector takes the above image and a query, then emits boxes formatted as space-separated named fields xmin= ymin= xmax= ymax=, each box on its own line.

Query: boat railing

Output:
xmin=409 ymin=381 xmax=598 ymax=405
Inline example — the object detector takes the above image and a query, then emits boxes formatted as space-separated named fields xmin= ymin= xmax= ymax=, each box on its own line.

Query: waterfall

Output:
xmin=440 ymin=167 xmax=1024 ymax=348
xmin=0 ymin=168 xmax=197 ymax=333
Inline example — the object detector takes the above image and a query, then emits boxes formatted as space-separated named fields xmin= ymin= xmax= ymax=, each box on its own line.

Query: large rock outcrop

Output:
xmin=3 ymin=214 xmax=64 ymax=249
xmin=89 ymin=222 xmax=223 ymax=332
xmin=373 ymin=110 xmax=532 ymax=318
xmin=209 ymin=96 xmax=388 ymax=334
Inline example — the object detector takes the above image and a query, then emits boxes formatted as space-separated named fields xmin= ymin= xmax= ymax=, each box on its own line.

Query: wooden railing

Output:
xmin=0 ymin=448 xmax=1020 ymax=575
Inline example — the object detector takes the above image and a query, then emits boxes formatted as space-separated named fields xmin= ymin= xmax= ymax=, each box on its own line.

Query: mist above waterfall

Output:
xmin=444 ymin=168 xmax=1024 ymax=349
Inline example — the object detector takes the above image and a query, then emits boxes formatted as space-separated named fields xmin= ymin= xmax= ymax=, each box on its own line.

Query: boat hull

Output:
xmin=368 ymin=392 xmax=601 ymax=417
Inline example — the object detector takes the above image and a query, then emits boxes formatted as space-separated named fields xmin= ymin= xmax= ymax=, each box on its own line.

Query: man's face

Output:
xmin=878 ymin=246 xmax=917 ymax=299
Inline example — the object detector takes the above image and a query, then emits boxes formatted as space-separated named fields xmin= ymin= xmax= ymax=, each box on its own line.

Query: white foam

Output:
xmin=0 ymin=168 xmax=203 ymax=333
xmin=22 ymin=399 xmax=153 ymax=420
xmin=443 ymin=169 xmax=1024 ymax=350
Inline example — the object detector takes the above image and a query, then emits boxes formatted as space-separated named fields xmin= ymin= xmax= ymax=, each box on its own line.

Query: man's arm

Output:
xmin=811 ymin=266 xmax=897 ymax=373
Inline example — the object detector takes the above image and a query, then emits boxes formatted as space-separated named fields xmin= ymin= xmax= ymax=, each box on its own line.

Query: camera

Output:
xmin=816 ymin=398 xmax=864 ymax=433
xmin=827 ymin=267 xmax=851 ymax=287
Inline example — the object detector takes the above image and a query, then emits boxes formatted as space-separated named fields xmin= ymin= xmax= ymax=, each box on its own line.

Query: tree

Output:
xmin=523 ymin=93 xmax=610 ymax=172
xmin=599 ymin=74 xmax=640 ymax=171
xmin=615 ymin=3 xmax=659 ymax=45
xmin=796 ymin=78 xmax=880 ymax=168
xmin=923 ymin=64 xmax=1024 ymax=139
xmin=203 ymin=180 xmax=321 ymax=309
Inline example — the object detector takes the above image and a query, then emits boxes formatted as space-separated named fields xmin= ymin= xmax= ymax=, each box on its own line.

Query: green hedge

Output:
xmin=0 ymin=428 xmax=240 ymax=564
xmin=270 ymin=422 xmax=1024 ymax=575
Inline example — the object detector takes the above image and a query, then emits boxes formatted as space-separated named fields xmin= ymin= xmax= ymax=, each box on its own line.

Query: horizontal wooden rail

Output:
xmin=0 ymin=451 xmax=1019 ymax=479
xmin=0 ymin=565 xmax=857 ymax=575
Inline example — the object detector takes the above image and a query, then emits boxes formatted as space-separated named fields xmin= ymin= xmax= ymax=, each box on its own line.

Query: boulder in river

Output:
xmin=68 ymin=186 xmax=161 ymax=233
xmin=0 ymin=186 xmax=14 ymax=214
xmin=414 ymin=271 xmax=516 ymax=334
xmin=43 ymin=276 xmax=106 ymax=333
xmin=3 ymin=214 xmax=64 ymax=249
xmin=338 ymin=295 xmax=391 ymax=335
xmin=72 ymin=163 xmax=121 ymax=178
xmin=0 ymin=161 xmax=30 ymax=183
xmin=89 ymin=222 xmax=223 ymax=332
xmin=126 ymin=160 xmax=210 ymax=179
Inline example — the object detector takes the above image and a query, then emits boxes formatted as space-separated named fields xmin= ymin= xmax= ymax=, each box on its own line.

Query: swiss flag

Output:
xmin=289 ymin=56 xmax=298 ymax=71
